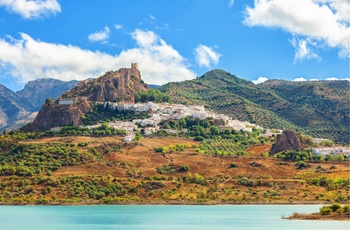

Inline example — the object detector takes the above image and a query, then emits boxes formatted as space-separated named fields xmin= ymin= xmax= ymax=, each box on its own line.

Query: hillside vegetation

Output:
xmin=160 ymin=70 xmax=349 ymax=144
xmin=0 ymin=133 xmax=348 ymax=205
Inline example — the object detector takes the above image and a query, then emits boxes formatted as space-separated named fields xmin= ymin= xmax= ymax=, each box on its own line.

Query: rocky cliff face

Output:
xmin=16 ymin=78 xmax=78 ymax=111
xmin=270 ymin=130 xmax=302 ymax=155
xmin=22 ymin=67 xmax=149 ymax=131
xmin=62 ymin=68 xmax=148 ymax=102
xmin=21 ymin=98 xmax=91 ymax=131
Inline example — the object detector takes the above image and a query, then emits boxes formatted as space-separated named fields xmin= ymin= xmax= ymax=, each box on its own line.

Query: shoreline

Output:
xmin=283 ymin=212 xmax=350 ymax=221
xmin=0 ymin=200 xmax=347 ymax=206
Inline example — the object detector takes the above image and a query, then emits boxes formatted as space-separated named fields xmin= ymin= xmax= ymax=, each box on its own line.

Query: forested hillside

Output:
xmin=160 ymin=70 xmax=349 ymax=144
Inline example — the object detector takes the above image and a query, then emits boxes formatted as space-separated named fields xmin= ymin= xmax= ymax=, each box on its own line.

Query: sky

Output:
xmin=0 ymin=0 xmax=349 ymax=91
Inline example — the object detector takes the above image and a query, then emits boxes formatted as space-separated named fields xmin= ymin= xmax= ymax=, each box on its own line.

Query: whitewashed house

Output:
xmin=50 ymin=127 xmax=61 ymax=131
xmin=133 ymin=119 xmax=143 ymax=124
xmin=263 ymin=129 xmax=283 ymax=138
xmin=58 ymin=99 xmax=74 ymax=105
xmin=162 ymin=129 xmax=177 ymax=134
xmin=192 ymin=111 xmax=208 ymax=120
xmin=124 ymin=134 xmax=135 ymax=142
xmin=311 ymin=138 xmax=331 ymax=144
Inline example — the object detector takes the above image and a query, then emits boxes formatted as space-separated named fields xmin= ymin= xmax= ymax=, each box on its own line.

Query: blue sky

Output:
xmin=0 ymin=0 xmax=349 ymax=91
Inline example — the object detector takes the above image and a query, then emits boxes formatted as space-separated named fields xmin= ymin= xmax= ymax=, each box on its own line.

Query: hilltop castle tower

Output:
xmin=131 ymin=62 xmax=139 ymax=70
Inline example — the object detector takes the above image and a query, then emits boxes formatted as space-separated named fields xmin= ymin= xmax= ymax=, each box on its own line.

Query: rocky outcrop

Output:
xmin=270 ymin=130 xmax=302 ymax=155
xmin=61 ymin=68 xmax=148 ymax=102
xmin=21 ymin=66 xmax=149 ymax=131
xmin=21 ymin=97 xmax=91 ymax=132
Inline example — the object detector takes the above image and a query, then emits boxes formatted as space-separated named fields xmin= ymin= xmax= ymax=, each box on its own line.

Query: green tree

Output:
xmin=45 ymin=97 xmax=53 ymax=104
xmin=134 ymin=132 xmax=142 ymax=141
xmin=210 ymin=126 xmax=219 ymax=135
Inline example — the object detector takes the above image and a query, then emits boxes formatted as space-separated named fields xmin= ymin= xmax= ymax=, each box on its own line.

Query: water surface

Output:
xmin=0 ymin=205 xmax=349 ymax=230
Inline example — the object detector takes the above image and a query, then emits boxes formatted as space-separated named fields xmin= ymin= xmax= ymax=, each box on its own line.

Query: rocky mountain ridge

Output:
xmin=0 ymin=84 xmax=34 ymax=132
xmin=22 ymin=66 xmax=149 ymax=131
xmin=16 ymin=78 xmax=78 ymax=111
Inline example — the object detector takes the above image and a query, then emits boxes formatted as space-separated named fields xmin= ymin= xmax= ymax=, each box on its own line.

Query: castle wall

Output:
xmin=131 ymin=62 xmax=139 ymax=70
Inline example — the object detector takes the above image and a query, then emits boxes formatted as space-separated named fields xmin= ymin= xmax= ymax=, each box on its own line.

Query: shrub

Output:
xmin=320 ymin=206 xmax=332 ymax=215
xmin=329 ymin=203 xmax=341 ymax=212
xmin=179 ymin=165 xmax=190 ymax=172
xmin=78 ymin=142 xmax=88 ymax=147
xmin=194 ymin=136 xmax=204 ymax=141
xmin=295 ymin=161 xmax=309 ymax=169
xmin=238 ymin=177 xmax=254 ymax=186
xmin=134 ymin=132 xmax=142 ymax=141
xmin=154 ymin=147 xmax=163 ymax=153
xmin=230 ymin=163 xmax=238 ymax=168
xmin=184 ymin=172 xmax=207 ymax=186
xmin=129 ymin=187 xmax=138 ymax=194
xmin=157 ymin=165 xmax=175 ymax=175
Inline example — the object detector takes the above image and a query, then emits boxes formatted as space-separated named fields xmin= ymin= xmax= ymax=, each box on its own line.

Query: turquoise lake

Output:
xmin=0 ymin=205 xmax=349 ymax=229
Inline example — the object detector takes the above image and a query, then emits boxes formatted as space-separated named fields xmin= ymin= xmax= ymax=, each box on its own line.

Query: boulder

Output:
xmin=270 ymin=130 xmax=302 ymax=155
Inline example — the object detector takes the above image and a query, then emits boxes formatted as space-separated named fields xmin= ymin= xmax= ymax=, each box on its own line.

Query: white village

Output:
xmin=54 ymin=100 xmax=263 ymax=142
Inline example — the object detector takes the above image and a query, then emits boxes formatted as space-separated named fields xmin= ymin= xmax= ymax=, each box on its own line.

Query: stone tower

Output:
xmin=131 ymin=62 xmax=139 ymax=70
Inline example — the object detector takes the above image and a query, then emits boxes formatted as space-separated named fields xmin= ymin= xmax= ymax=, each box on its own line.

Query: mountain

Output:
xmin=22 ymin=66 xmax=149 ymax=131
xmin=0 ymin=84 xmax=35 ymax=132
xmin=148 ymin=84 xmax=160 ymax=89
xmin=16 ymin=78 xmax=78 ymax=111
xmin=0 ymin=79 xmax=78 ymax=133
xmin=159 ymin=69 xmax=349 ymax=144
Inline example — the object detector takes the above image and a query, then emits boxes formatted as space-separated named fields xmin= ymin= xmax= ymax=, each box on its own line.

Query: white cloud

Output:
xmin=88 ymin=26 xmax=110 ymax=42
xmin=294 ymin=77 xmax=350 ymax=82
xmin=0 ymin=0 xmax=60 ymax=19
xmin=314 ymin=0 xmax=350 ymax=23
xmin=290 ymin=37 xmax=320 ymax=62
xmin=149 ymin=14 xmax=156 ymax=20
xmin=326 ymin=77 xmax=338 ymax=81
xmin=0 ymin=29 xmax=196 ymax=86
xmin=325 ymin=77 xmax=350 ymax=81
xmin=293 ymin=77 xmax=307 ymax=82
xmin=114 ymin=24 xmax=123 ymax=30
xmin=244 ymin=0 xmax=350 ymax=59
xmin=252 ymin=76 xmax=268 ymax=84
xmin=194 ymin=44 xmax=222 ymax=68
xmin=228 ymin=0 xmax=235 ymax=8
xmin=131 ymin=29 xmax=158 ymax=47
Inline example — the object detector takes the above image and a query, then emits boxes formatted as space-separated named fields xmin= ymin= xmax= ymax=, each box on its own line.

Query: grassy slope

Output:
xmin=160 ymin=70 xmax=349 ymax=144
xmin=0 ymin=136 xmax=349 ymax=205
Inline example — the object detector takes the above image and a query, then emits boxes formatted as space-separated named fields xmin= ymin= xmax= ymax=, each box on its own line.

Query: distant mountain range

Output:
xmin=16 ymin=78 xmax=79 ymax=111
xmin=0 ymin=79 xmax=78 ymax=132
xmin=159 ymin=69 xmax=349 ymax=144
xmin=148 ymin=84 xmax=160 ymax=89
